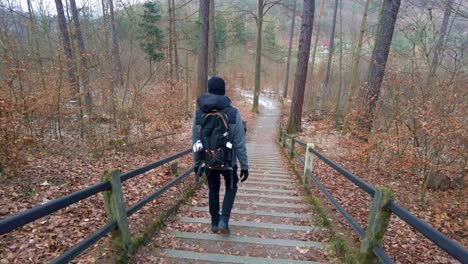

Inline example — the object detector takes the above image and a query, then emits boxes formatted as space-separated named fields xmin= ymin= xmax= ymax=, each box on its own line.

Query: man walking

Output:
xmin=192 ymin=76 xmax=249 ymax=235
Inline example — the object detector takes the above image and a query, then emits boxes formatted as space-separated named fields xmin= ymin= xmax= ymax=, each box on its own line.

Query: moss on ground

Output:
xmin=279 ymin=142 xmax=359 ymax=263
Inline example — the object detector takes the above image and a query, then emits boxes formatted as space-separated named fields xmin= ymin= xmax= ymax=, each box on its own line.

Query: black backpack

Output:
xmin=198 ymin=108 xmax=232 ymax=170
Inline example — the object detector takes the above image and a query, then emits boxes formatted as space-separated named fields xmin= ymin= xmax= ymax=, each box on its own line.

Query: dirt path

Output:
xmin=132 ymin=96 xmax=333 ymax=263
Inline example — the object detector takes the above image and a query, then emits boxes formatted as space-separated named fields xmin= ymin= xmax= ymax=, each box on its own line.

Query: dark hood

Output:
xmin=197 ymin=93 xmax=231 ymax=113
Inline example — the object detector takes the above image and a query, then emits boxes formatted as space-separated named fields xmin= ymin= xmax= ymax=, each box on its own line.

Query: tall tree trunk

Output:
xmin=109 ymin=0 xmax=123 ymax=86
xmin=101 ymin=0 xmax=113 ymax=118
xmin=209 ymin=0 xmax=217 ymax=75
xmin=307 ymin=0 xmax=325 ymax=82
xmin=197 ymin=0 xmax=210 ymax=97
xmin=286 ymin=0 xmax=315 ymax=133
xmin=252 ymin=0 xmax=264 ymax=113
xmin=426 ymin=0 xmax=453 ymax=87
xmin=342 ymin=0 xmax=371 ymax=135
xmin=322 ymin=0 xmax=339 ymax=100
xmin=26 ymin=0 xmax=46 ymax=90
xmin=70 ymin=0 xmax=92 ymax=114
xmin=167 ymin=0 xmax=174 ymax=79
xmin=308 ymin=0 xmax=325 ymax=110
xmin=360 ymin=0 xmax=401 ymax=134
xmin=334 ymin=0 xmax=343 ymax=123
xmin=54 ymin=0 xmax=78 ymax=92
xmin=101 ymin=0 xmax=110 ymax=63
xmin=282 ymin=0 xmax=297 ymax=99
xmin=171 ymin=0 xmax=180 ymax=80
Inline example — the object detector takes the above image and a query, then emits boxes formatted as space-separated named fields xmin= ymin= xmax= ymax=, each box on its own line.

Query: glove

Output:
xmin=194 ymin=165 xmax=204 ymax=183
xmin=240 ymin=169 xmax=249 ymax=182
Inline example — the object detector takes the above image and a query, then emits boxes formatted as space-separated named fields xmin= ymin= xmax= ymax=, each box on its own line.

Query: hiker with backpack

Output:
xmin=192 ymin=76 xmax=249 ymax=235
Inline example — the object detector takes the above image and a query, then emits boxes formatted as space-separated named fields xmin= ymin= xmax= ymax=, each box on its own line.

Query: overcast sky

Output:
xmin=14 ymin=0 xmax=151 ymax=17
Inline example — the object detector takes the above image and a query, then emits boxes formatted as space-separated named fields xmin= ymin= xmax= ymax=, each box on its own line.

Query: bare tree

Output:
xmin=287 ymin=0 xmax=315 ymax=133
xmin=333 ymin=0 xmax=343 ymax=124
xmin=360 ymin=0 xmax=401 ymax=134
xmin=54 ymin=0 xmax=78 ymax=92
xmin=171 ymin=0 xmax=180 ymax=80
xmin=427 ymin=0 xmax=454 ymax=87
xmin=209 ymin=0 xmax=217 ymax=75
xmin=109 ymin=0 xmax=123 ymax=86
xmin=167 ymin=0 xmax=174 ymax=79
xmin=70 ymin=0 xmax=92 ymax=113
xmin=197 ymin=0 xmax=210 ymax=97
xmin=282 ymin=0 xmax=296 ymax=99
xmin=342 ymin=0 xmax=371 ymax=135
xmin=26 ymin=0 xmax=45 ymax=90
xmin=322 ymin=0 xmax=339 ymax=96
xmin=307 ymin=0 xmax=326 ymax=99
xmin=252 ymin=0 xmax=280 ymax=113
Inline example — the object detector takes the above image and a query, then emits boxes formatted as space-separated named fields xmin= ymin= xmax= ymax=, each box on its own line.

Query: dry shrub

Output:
xmin=0 ymin=98 xmax=32 ymax=178
xmin=363 ymin=60 xmax=466 ymax=193
xmin=140 ymin=81 xmax=187 ymax=133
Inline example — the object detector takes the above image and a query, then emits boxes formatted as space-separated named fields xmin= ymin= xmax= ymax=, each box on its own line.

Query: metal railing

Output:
xmin=0 ymin=148 xmax=193 ymax=263
xmin=280 ymin=132 xmax=468 ymax=263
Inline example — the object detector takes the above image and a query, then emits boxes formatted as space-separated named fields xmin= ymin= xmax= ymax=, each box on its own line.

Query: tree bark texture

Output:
xmin=427 ymin=0 xmax=453 ymax=87
xmin=334 ymin=0 xmax=343 ymax=122
xmin=252 ymin=0 xmax=264 ymax=113
xmin=282 ymin=0 xmax=297 ymax=99
xmin=26 ymin=0 xmax=46 ymax=90
xmin=342 ymin=0 xmax=371 ymax=134
xmin=197 ymin=0 xmax=210 ymax=98
xmin=167 ymin=0 xmax=174 ymax=79
xmin=70 ymin=0 xmax=92 ymax=113
xmin=54 ymin=0 xmax=78 ymax=92
xmin=322 ymin=0 xmax=339 ymax=96
xmin=287 ymin=0 xmax=315 ymax=133
xmin=108 ymin=0 xmax=123 ymax=86
xmin=209 ymin=0 xmax=217 ymax=76
xmin=308 ymin=0 xmax=325 ymax=85
xmin=360 ymin=0 xmax=401 ymax=134
xmin=171 ymin=0 xmax=180 ymax=80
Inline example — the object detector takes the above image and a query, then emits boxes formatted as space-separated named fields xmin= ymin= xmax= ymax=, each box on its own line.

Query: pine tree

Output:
xmin=139 ymin=1 xmax=164 ymax=71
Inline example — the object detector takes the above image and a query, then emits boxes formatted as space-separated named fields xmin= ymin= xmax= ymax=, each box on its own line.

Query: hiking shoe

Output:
xmin=211 ymin=224 xmax=219 ymax=233
xmin=218 ymin=217 xmax=230 ymax=235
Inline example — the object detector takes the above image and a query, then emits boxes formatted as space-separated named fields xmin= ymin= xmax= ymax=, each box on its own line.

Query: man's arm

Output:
xmin=231 ymin=112 xmax=248 ymax=170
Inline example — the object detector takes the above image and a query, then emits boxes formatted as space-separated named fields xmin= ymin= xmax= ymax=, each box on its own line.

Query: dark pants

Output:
xmin=206 ymin=169 xmax=238 ymax=225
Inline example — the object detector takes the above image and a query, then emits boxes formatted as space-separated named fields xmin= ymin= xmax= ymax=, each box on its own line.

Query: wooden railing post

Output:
xmin=359 ymin=186 xmax=394 ymax=263
xmin=289 ymin=137 xmax=295 ymax=158
xmin=102 ymin=170 xmax=132 ymax=257
xmin=281 ymin=132 xmax=287 ymax=148
xmin=303 ymin=143 xmax=314 ymax=185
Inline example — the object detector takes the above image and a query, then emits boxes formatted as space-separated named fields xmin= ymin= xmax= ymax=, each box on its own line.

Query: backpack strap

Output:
xmin=224 ymin=107 xmax=237 ymax=125
xmin=195 ymin=110 xmax=203 ymax=125
xmin=204 ymin=112 xmax=229 ymax=129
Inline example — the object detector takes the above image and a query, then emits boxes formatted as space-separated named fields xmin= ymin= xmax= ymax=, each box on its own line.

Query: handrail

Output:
xmin=281 ymin=133 xmax=468 ymax=263
xmin=308 ymin=147 xmax=376 ymax=196
xmin=0 ymin=148 xmax=193 ymax=263
xmin=0 ymin=181 xmax=111 ymax=235
xmin=387 ymin=202 xmax=468 ymax=262
xmin=50 ymin=222 xmax=117 ymax=264
xmin=127 ymin=166 xmax=194 ymax=216
xmin=120 ymin=149 xmax=191 ymax=182
xmin=308 ymin=172 xmax=365 ymax=237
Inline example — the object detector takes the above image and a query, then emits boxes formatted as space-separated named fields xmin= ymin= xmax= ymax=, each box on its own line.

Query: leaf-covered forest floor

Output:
xmin=0 ymin=96 xmax=257 ymax=263
xmin=281 ymin=105 xmax=467 ymax=263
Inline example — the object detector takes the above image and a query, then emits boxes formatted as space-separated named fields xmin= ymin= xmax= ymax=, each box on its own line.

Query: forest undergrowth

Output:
xmin=0 ymin=92 xmax=256 ymax=263
xmin=281 ymin=104 xmax=466 ymax=263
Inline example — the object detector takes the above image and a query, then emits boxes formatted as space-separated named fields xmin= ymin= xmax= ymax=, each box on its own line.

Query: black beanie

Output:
xmin=208 ymin=76 xmax=226 ymax=95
